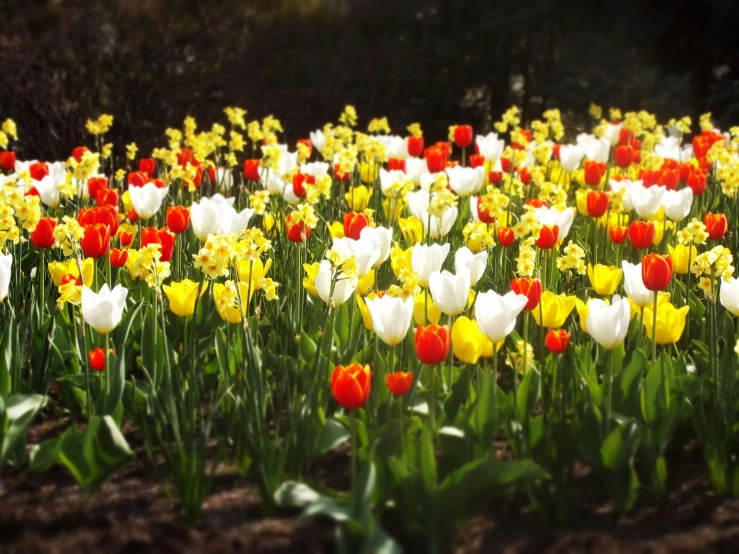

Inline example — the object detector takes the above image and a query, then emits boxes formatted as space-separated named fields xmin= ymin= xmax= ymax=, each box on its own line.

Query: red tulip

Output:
xmin=29 ymin=162 xmax=49 ymax=181
xmin=142 ymin=227 xmax=175 ymax=262
xmin=583 ymin=161 xmax=606 ymax=186
xmin=286 ymin=214 xmax=310 ymax=242
xmin=244 ymin=159 xmax=261 ymax=181
xmin=609 ymin=225 xmax=629 ymax=244
xmin=407 ymin=135 xmax=424 ymax=158
xmin=511 ymin=277 xmax=542 ymax=311
xmin=79 ymin=206 xmax=119 ymax=234
xmin=535 ymin=224 xmax=559 ymax=249
xmin=0 ymin=151 xmax=16 ymax=171
xmin=386 ymin=371 xmax=413 ymax=396
xmin=80 ymin=223 xmax=111 ymax=258
xmin=343 ymin=211 xmax=370 ymax=240
xmin=109 ymin=248 xmax=129 ymax=268
xmin=387 ymin=158 xmax=405 ymax=172
xmin=488 ymin=170 xmax=503 ymax=184
xmin=629 ymin=221 xmax=655 ymax=249
xmin=331 ymin=363 xmax=372 ymax=409
xmin=687 ymin=171 xmax=707 ymax=196
xmin=614 ymin=145 xmax=633 ymax=168
xmin=453 ymin=125 xmax=473 ymax=148
xmin=71 ymin=146 xmax=88 ymax=163
xmin=545 ymin=329 xmax=571 ymax=354
xmin=424 ymin=146 xmax=448 ymax=173
xmin=177 ymin=147 xmax=194 ymax=166
xmin=642 ymin=253 xmax=673 ymax=291
xmin=333 ymin=165 xmax=351 ymax=181
xmin=414 ymin=324 xmax=450 ymax=365
xmin=139 ymin=158 xmax=156 ymax=176
xmin=30 ymin=217 xmax=56 ymax=248
xmin=87 ymin=176 xmax=109 ymax=199
xmin=293 ymin=172 xmax=315 ymax=198
xmin=704 ymin=212 xmax=727 ymax=239
xmin=498 ymin=227 xmax=515 ymax=247
xmin=127 ymin=171 xmax=148 ymax=188
xmin=476 ymin=196 xmax=496 ymax=224
xmin=88 ymin=348 xmax=106 ymax=372
xmin=166 ymin=206 xmax=190 ymax=234
xmin=586 ymin=190 xmax=609 ymax=218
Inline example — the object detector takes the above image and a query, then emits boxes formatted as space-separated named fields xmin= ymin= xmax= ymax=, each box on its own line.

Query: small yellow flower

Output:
xmin=532 ymin=291 xmax=577 ymax=329
xmin=643 ymin=302 xmax=690 ymax=345
xmin=329 ymin=221 xmax=345 ymax=239
xmin=588 ymin=264 xmax=622 ymax=296
xmin=163 ymin=279 xmax=208 ymax=317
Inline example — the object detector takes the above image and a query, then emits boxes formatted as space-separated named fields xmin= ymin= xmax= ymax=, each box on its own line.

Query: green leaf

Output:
xmin=274 ymin=480 xmax=321 ymax=508
xmin=0 ymin=319 xmax=14 ymax=397
xmin=335 ymin=302 xmax=349 ymax=348
xmin=29 ymin=438 xmax=60 ymax=472
xmin=516 ymin=369 xmax=539 ymax=421
xmin=419 ymin=426 xmax=437 ymax=492
xmin=0 ymin=394 xmax=46 ymax=466
xmin=315 ymin=417 xmax=350 ymax=454
xmin=299 ymin=332 xmax=317 ymax=364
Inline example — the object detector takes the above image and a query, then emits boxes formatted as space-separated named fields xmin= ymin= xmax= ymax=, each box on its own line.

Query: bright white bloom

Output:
xmin=475 ymin=290 xmax=529 ymax=343
xmin=558 ymin=144 xmax=585 ymax=172
xmin=0 ymin=252 xmax=11 ymax=300
xmin=379 ymin=168 xmax=408 ymax=196
xmin=603 ymin=124 xmax=622 ymax=146
xmin=128 ymin=183 xmax=169 ymax=219
xmin=447 ymin=166 xmax=485 ymax=197
xmin=429 ymin=267 xmax=471 ymax=316
xmin=332 ymin=237 xmax=380 ymax=278
xmin=586 ymin=295 xmax=631 ymax=350
xmin=412 ymin=243 xmax=450 ymax=288
xmin=534 ymin=206 xmax=574 ymax=239
xmin=404 ymin=157 xmax=427 ymax=184
xmin=366 ymin=295 xmax=414 ymax=346
xmin=609 ymin=179 xmax=640 ymax=212
xmin=81 ymin=284 xmax=128 ymax=335
xmin=454 ymin=247 xmax=487 ymax=286
xmin=475 ymin=132 xmax=505 ymax=162
xmin=299 ymin=162 xmax=330 ymax=178
xmin=360 ymin=226 xmax=393 ymax=268
xmin=314 ymin=260 xmax=356 ymax=308
xmin=34 ymin=162 xmax=66 ymax=208
xmin=720 ymin=277 xmax=739 ymax=317
xmin=632 ymin=184 xmax=666 ymax=219
xmin=577 ymin=134 xmax=610 ymax=163
xmin=309 ymin=129 xmax=326 ymax=155
xmin=622 ymin=261 xmax=652 ymax=308
xmin=662 ymin=188 xmax=693 ymax=222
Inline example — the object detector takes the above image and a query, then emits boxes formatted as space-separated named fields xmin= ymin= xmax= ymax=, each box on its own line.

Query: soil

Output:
xmin=1 ymin=414 xmax=738 ymax=554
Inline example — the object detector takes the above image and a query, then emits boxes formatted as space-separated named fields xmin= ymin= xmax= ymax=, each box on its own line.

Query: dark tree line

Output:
xmin=1 ymin=0 xmax=738 ymax=159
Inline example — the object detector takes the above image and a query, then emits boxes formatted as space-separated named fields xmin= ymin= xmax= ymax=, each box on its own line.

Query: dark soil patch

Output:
xmin=1 ymin=416 xmax=739 ymax=553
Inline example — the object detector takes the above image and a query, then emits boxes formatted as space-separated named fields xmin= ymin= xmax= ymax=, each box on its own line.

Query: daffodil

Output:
xmin=531 ymin=291 xmax=577 ymax=328
xmin=588 ymin=263 xmax=622 ymax=296
xmin=643 ymin=302 xmax=690 ymax=345
xmin=48 ymin=258 xmax=94 ymax=287
xmin=163 ymin=279 xmax=208 ymax=317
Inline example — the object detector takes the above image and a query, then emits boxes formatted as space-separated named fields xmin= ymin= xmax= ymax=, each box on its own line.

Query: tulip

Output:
xmin=407 ymin=135 xmax=424 ymax=158
xmin=359 ymin=227 xmax=393 ymax=268
xmin=166 ymin=206 xmax=190 ymax=233
xmin=583 ymin=161 xmax=606 ymax=186
xmin=79 ymin=205 xmax=119 ymax=234
xmin=332 ymin=237 xmax=380 ymax=278
xmin=447 ymin=166 xmax=484 ymax=196
xmin=29 ymin=161 xmax=49 ymax=181
xmin=586 ymin=191 xmax=609 ymax=218
xmin=587 ymin=264 xmax=622 ymax=296
xmin=412 ymin=291 xmax=442 ymax=326
xmin=48 ymin=259 xmax=94 ymax=288
xmin=86 ymin=176 xmax=108 ymax=199
xmin=411 ymin=243 xmax=450 ymax=288
xmin=96 ymin=188 xmax=119 ymax=208
xmin=498 ymin=227 xmax=515 ymax=247
xmin=0 ymin=252 xmax=11 ymax=300
xmin=0 ymin=150 xmax=16 ymax=171
xmin=614 ymin=145 xmax=633 ymax=168
xmin=343 ymin=211 xmax=371 ymax=240
xmin=365 ymin=295 xmax=414 ymax=346
xmin=667 ymin=243 xmax=696 ymax=275
xmin=128 ymin=182 xmax=169 ymax=219
xmin=476 ymin=133 xmax=505 ymax=162
xmin=629 ymin=221 xmax=655 ymax=249
xmin=632 ymin=184 xmax=665 ymax=219
xmin=244 ymin=159 xmax=260 ymax=181
xmin=315 ymin=260 xmax=357 ymax=308
xmin=531 ymin=291 xmax=577 ymax=328
xmin=109 ymin=248 xmax=129 ymax=268
xmin=213 ymin=281 xmax=253 ymax=323
xmin=81 ymin=284 xmax=128 ymax=334
xmin=643 ymin=302 xmax=690 ymax=345
xmin=545 ymin=329 xmax=571 ymax=354
xmin=454 ymin=247 xmax=487 ymax=287
xmin=559 ymin=144 xmax=585 ymax=172
xmin=189 ymin=194 xmax=232 ymax=240
xmin=80 ymin=223 xmax=112 ymax=258
xmin=585 ymin=295 xmax=630 ymax=349
xmin=704 ymin=212 xmax=727 ymax=239
xmin=622 ymin=261 xmax=652 ymax=308
xmin=345 ymin=185 xmax=372 ymax=212
xmin=163 ymin=279 xmax=209 ymax=317
xmin=534 ymin=207 xmax=574 ymax=239
xmin=511 ymin=277 xmax=542 ymax=311
xmin=475 ymin=290 xmax=529 ymax=343
xmin=451 ymin=316 xmax=488 ymax=364
xmin=453 ymin=125 xmax=473 ymax=148
xmin=286 ymin=215 xmax=310 ymax=243
xmin=535 ymin=224 xmax=559 ymax=249
xmin=139 ymin=158 xmax=156 ymax=176
xmin=428 ymin=268 xmax=471 ymax=317
xmin=609 ymin=225 xmax=629 ymax=244
xmin=386 ymin=372 xmax=413 ymax=396
xmin=720 ymin=277 xmax=739 ymax=316
xmin=142 ymin=227 xmax=175 ymax=262
xmin=662 ymin=188 xmax=693 ymax=222
xmin=415 ymin=324 xmax=450 ymax=365
xmin=331 ymin=363 xmax=372 ymax=410
xmin=88 ymin=348 xmax=106 ymax=372
xmin=641 ymin=253 xmax=672 ymax=291
xmin=30 ymin=217 xmax=56 ymax=249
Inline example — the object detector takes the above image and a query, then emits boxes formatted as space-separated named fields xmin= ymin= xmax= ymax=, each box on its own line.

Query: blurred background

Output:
xmin=2 ymin=0 xmax=739 ymax=159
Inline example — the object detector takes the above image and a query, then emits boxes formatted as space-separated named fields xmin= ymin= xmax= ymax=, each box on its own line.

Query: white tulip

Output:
xmin=81 ymin=284 xmax=128 ymax=335
xmin=404 ymin=157 xmax=427 ymax=184
xmin=622 ymin=261 xmax=652 ymax=308
xmin=366 ymin=295 xmax=414 ymax=346
xmin=128 ymin=183 xmax=169 ymax=219
xmin=375 ymin=135 xmax=409 ymax=159
xmin=424 ymin=207 xmax=458 ymax=239
xmin=34 ymin=162 xmax=66 ymax=208
xmin=299 ymin=162 xmax=330 ymax=178
xmin=429 ymin=268 xmax=471 ymax=317
xmin=632 ymin=184 xmax=666 ymax=219
xmin=0 ymin=252 xmax=11 ymax=300
xmin=603 ymin=124 xmax=622 ymax=146
xmin=475 ymin=132 xmax=505 ymax=162
xmin=406 ymin=189 xmax=430 ymax=220
xmin=609 ymin=179 xmax=640 ymax=212
xmin=314 ymin=260 xmax=357 ymax=308
xmin=379 ymin=168 xmax=408 ymax=197
xmin=534 ymin=206 xmax=574 ymax=239
xmin=475 ymin=290 xmax=529 ymax=343
xmin=331 ymin=237 xmax=380 ymax=278
xmin=558 ymin=145 xmax=585 ymax=172
xmin=586 ymin=295 xmax=631 ymax=350
xmin=190 ymin=194 xmax=235 ymax=240
xmin=412 ymin=243 xmax=450 ymax=288
xmin=720 ymin=278 xmax=739 ymax=316
xmin=662 ymin=188 xmax=693 ymax=222
xmin=577 ymin=134 xmax=610 ymax=163
xmin=360 ymin=226 xmax=393 ymax=268
xmin=447 ymin=166 xmax=485 ymax=196
xmin=219 ymin=207 xmax=255 ymax=235
xmin=309 ymin=130 xmax=326 ymax=155
xmin=454 ymin=247 xmax=487 ymax=286
xmin=654 ymin=136 xmax=683 ymax=161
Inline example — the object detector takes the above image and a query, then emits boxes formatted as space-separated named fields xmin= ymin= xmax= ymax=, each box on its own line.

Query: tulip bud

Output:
xmin=511 ymin=277 xmax=542 ymax=311
xmin=586 ymin=191 xmax=609 ymax=218
xmin=629 ymin=221 xmax=656 ymax=250
xmin=386 ymin=371 xmax=413 ymax=396
xmin=30 ymin=217 xmax=56 ymax=249
xmin=109 ymin=248 xmax=129 ymax=268
xmin=545 ymin=329 xmax=571 ymax=354
xmin=614 ymin=145 xmax=633 ymax=168
xmin=414 ymin=324 xmax=450 ymax=365
xmin=0 ymin=151 xmax=16 ymax=171
xmin=453 ymin=125 xmax=473 ymax=148
xmin=641 ymin=253 xmax=673 ymax=291
xmin=704 ymin=212 xmax=727 ymax=240
xmin=609 ymin=225 xmax=629 ymax=244
xmin=331 ymin=364 xmax=372 ymax=409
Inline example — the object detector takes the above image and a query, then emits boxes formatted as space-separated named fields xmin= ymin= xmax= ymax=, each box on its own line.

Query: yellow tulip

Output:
xmin=357 ymin=269 xmax=375 ymax=296
xmin=628 ymin=291 xmax=672 ymax=320
xmin=399 ymin=217 xmax=423 ymax=244
xmin=263 ymin=213 xmax=282 ymax=238
xmin=163 ymin=279 xmax=209 ymax=317
xmin=451 ymin=316 xmax=485 ymax=364
xmin=384 ymin=197 xmax=406 ymax=223
xmin=303 ymin=262 xmax=320 ymax=297
xmin=328 ymin=221 xmax=345 ymax=239
xmin=359 ymin=162 xmax=378 ymax=184
xmin=345 ymin=185 xmax=372 ymax=212
xmin=48 ymin=258 xmax=94 ymax=287
xmin=668 ymin=243 xmax=697 ymax=275
xmin=575 ymin=188 xmax=589 ymax=216
xmin=237 ymin=258 xmax=272 ymax=289
xmin=356 ymin=292 xmax=375 ymax=331
xmin=480 ymin=336 xmax=504 ymax=358
xmin=413 ymin=290 xmax=441 ymax=326
xmin=122 ymin=190 xmax=134 ymax=213
xmin=588 ymin=263 xmax=622 ymax=296
xmin=643 ymin=302 xmax=690 ymax=345
xmin=532 ymin=291 xmax=577 ymax=328
xmin=213 ymin=281 xmax=253 ymax=324
xmin=390 ymin=245 xmax=413 ymax=278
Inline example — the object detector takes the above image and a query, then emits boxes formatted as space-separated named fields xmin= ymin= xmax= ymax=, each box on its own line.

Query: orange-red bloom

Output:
xmin=72 ymin=146 xmax=88 ymax=163
xmin=642 ymin=253 xmax=673 ymax=291
xmin=0 ymin=151 xmax=16 ymax=171
xmin=407 ymin=135 xmax=424 ymax=157
xmin=476 ymin=196 xmax=496 ymax=224
xmin=583 ymin=161 xmax=606 ymax=186
xmin=286 ymin=214 xmax=310 ymax=242
xmin=166 ymin=205 xmax=190 ymax=234
xmin=535 ymin=224 xmax=559 ymax=249
xmin=614 ymin=145 xmax=633 ymax=168
xmin=545 ymin=329 xmax=571 ymax=354
xmin=109 ymin=248 xmax=129 ymax=268
xmin=511 ymin=277 xmax=542 ymax=311
xmin=79 ymin=205 xmax=119 ymax=234
xmin=498 ymin=227 xmax=515 ymax=247
xmin=331 ymin=363 xmax=372 ymax=410
xmin=343 ymin=211 xmax=370 ymax=240
xmin=139 ymin=158 xmax=156 ymax=176
xmin=609 ymin=225 xmax=629 ymax=244
xmin=142 ymin=227 xmax=175 ymax=262
xmin=704 ymin=212 xmax=727 ymax=239
xmin=453 ymin=125 xmax=473 ymax=148
xmin=629 ymin=221 xmax=655 ymax=250
xmin=80 ymin=223 xmax=111 ymax=258
xmin=386 ymin=371 xmax=413 ymax=396
xmin=29 ymin=161 xmax=48 ymax=181
xmin=424 ymin=146 xmax=448 ymax=173
xmin=30 ymin=217 xmax=56 ymax=249
xmin=586 ymin=191 xmax=609 ymax=218
xmin=88 ymin=348 xmax=106 ymax=371
xmin=415 ymin=324 xmax=450 ymax=365
xmin=292 ymin=172 xmax=315 ymax=198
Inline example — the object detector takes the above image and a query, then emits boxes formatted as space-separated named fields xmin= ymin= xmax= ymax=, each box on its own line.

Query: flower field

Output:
xmin=1 ymin=105 xmax=739 ymax=552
